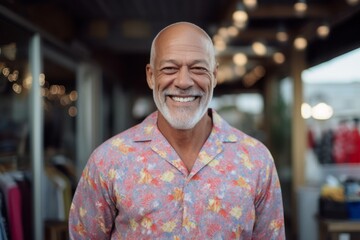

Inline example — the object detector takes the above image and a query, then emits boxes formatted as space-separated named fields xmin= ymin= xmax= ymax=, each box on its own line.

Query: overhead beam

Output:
xmin=222 ymin=2 xmax=353 ymax=21
xmin=247 ymin=4 xmax=332 ymax=19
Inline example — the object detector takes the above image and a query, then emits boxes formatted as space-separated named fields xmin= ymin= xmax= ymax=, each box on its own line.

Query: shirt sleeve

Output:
xmin=69 ymin=151 xmax=116 ymax=239
xmin=252 ymin=149 xmax=286 ymax=240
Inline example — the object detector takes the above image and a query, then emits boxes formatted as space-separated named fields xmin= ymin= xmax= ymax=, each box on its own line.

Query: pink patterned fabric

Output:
xmin=69 ymin=110 xmax=285 ymax=239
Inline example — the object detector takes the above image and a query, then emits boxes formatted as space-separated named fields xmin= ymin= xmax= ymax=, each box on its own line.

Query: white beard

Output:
xmin=153 ymin=88 xmax=212 ymax=130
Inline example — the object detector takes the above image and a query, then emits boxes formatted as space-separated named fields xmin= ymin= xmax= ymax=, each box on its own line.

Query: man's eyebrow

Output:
xmin=159 ymin=59 xmax=178 ymax=66
xmin=189 ymin=59 xmax=209 ymax=65
xmin=159 ymin=59 xmax=210 ymax=66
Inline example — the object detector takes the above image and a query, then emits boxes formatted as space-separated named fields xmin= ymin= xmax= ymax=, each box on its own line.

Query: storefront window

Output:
xmin=41 ymin=50 xmax=78 ymax=226
xmin=1 ymin=17 xmax=79 ymax=239
xmin=300 ymin=48 xmax=360 ymax=240
xmin=0 ymin=18 xmax=32 ymax=169
xmin=42 ymin=55 xmax=77 ymax=163
xmin=303 ymin=48 xmax=360 ymax=166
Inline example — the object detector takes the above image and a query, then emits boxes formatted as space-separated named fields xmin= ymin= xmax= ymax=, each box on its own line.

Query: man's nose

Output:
xmin=175 ymin=66 xmax=194 ymax=89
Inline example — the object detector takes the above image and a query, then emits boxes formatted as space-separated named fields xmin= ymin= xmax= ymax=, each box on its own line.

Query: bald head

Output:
xmin=149 ymin=22 xmax=216 ymax=70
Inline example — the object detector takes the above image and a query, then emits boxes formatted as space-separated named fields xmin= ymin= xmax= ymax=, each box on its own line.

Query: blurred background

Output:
xmin=1 ymin=0 xmax=360 ymax=239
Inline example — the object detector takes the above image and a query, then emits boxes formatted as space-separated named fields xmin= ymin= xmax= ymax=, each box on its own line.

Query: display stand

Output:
xmin=318 ymin=218 xmax=360 ymax=240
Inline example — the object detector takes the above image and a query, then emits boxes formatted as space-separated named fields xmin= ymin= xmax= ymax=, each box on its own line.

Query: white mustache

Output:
xmin=163 ymin=89 xmax=204 ymax=97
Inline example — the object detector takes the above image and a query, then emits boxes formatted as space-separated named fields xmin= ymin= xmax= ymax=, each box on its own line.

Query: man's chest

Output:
xmin=110 ymin=156 xmax=257 ymax=234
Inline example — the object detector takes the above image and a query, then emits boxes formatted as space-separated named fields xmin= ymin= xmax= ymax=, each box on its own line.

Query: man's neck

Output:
xmin=157 ymin=110 xmax=213 ymax=171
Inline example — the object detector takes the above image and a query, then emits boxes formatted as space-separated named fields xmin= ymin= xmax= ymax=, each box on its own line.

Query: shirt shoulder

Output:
xmin=96 ymin=111 xmax=158 ymax=151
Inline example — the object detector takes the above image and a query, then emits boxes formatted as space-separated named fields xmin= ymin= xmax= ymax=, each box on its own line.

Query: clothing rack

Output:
xmin=0 ymin=161 xmax=74 ymax=240
xmin=0 ymin=155 xmax=18 ymax=171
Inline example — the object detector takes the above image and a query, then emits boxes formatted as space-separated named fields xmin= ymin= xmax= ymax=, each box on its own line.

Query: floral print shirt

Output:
xmin=69 ymin=109 xmax=285 ymax=239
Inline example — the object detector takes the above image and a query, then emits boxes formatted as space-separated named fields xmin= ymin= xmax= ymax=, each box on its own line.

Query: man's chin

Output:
xmin=168 ymin=120 xmax=196 ymax=130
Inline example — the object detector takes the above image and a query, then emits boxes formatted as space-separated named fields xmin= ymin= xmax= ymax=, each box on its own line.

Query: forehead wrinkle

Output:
xmin=157 ymin=44 xmax=212 ymax=67
xmin=159 ymin=58 xmax=211 ymax=68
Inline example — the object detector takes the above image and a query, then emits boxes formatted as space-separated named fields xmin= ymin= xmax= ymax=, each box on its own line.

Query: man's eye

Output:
xmin=161 ymin=67 xmax=178 ymax=74
xmin=191 ymin=67 xmax=208 ymax=74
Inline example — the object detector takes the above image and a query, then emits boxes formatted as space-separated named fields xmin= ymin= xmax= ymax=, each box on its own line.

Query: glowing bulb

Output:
xmin=276 ymin=31 xmax=288 ymax=42
xmin=233 ymin=53 xmax=248 ymax=66
xmin=312 ymin=103 xmax=333 ymax=120
xmin=218 ymin=27 xmax=228 ymax=38
xmin=68 ymin=106 xmax=78 ymax=117
xmin=294 ymin=37 xmax=307 ymax=50
xmin=243 ymin=0 xmax=257 ymax=9
xmin=294 ymin=2 xmax=307 ymax=14
xmin=273 ymin=52 xmax=285 ymax=64
xmin=301 ymin=103 xmax=312 ymax=119
xmin=233 ymin=10 xmax=248 ymax=23
xmin=69 ymin=91 xmax=78 ymax=101
xmin=317 ymin=24 xmax=330 ymax=38
xmin=234 ymin=65 xmax=246 ymax=76
xmin=227 ymin=26 xmax=239 ymax=37
xmin=214 ymin=39 xmax=226 ymax=52
xmin=252 ymin=41 xmax=267 ymax=56
xmin=253 ymin=66 xmax=265 ymax=77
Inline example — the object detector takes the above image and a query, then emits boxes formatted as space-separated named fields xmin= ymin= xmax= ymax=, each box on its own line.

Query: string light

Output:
xmin=243 ymin=0 xmax=257 ymax=10
xmin=233 ymin=10 xmax=248 ymax=23
xmin=233 ymin=2 xmax=248 ymax=28
xmin=294 ymin=36 xmax=308 ymax=50
xmin=0 ymin=63 xmax=78 ymax=114
xmin=218 ymin=65 xmax=234 ymax=83
xmin=301 ymin=103 xmax=312 ymax=119
xmin=12 ymin=83 xmax=22 ymax=94
xmin=243 ymin=66 xmax=265 ymax=87
xmin=214 ymin=39 xmax=226 ymax=52
xmin=69 ymin=91 xmax=78 ymax=101
xmin=233 ymin=53 xmax=248 ymax=66
xmin=2 ymin=67 xmax=10 ymax=77
xmin=294 ymin=0 xmax=307 ymax=15
xmin=227 ymin=26 xmax=239 ymax=37
xmin=218 ymin=27 xmax=229 ymax=39
xmin=312 ymin=103 xmax=333 ymax=120
xmin=317 ymin=23 xmax=330 ymax=39
xmin=234 ymin=65 xmax=246 ymax=77
xmin=273 ymin=52 xmax=285 ymax=64
xmin=68 ymin=106 xmax=78 ymax=117
xmin=252 ymin=41 xmax=267 ymax=56
xmin=276 ymin=25 xmax=289 ymax=43
xmin=301 ymin=102 xmax=334 ymax=120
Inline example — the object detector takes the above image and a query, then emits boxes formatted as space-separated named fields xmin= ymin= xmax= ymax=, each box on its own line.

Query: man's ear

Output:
xmin=212 ymin=63 xmax=218 ymax=88
xmin=146 ymin=64 xmax=154 ymax=89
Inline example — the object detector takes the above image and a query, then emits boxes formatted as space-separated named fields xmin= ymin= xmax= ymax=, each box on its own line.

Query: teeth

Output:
xmin=171 ymin=96 xmax=196 ymax=102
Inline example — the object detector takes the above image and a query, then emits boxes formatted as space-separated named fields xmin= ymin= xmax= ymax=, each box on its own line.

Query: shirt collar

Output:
xmin=132 ymin=109 xmax=238 ymax=143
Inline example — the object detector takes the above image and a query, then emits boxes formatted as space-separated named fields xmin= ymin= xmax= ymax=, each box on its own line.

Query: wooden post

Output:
xmin=291 ymin=48 xmax=307 ymax=238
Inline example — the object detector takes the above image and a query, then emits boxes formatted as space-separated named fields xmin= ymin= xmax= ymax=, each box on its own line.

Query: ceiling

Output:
xmin=1 ymin=0 xmax=360 ymax=94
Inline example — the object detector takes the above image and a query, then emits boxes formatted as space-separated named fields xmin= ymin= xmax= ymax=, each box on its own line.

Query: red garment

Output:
xmin=307 ymin=129 xmax=316 ymax=149
xmin=348 ymin=127 xmax=360 ymax=163
xmin=7 ymin=187 xmax=24 ymax=240
xmin=333 ymin=122 xmax=350 ymax=164
xmin=0 ymin=174 xmax=24 ymax=240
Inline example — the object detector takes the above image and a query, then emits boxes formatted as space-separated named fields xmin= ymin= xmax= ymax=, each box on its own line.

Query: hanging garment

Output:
xmin=13 ymin=173 xmax=32 ymax=240
xmin=0 ymin=191 xmax=8 ymax=240
xmin=0 ymin=173 xmax=24 ymax=240
xmin=348 ymin=125 xmax=360 ymax=163
xmin=333 ymin=121 xmax=350 ymax=164
xmin=44 ymin=167 xmax=72 ymax=221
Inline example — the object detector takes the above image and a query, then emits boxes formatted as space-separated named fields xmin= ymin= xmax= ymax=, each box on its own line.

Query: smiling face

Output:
xmin=146 ymin=22 xmax=217 ymax=130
